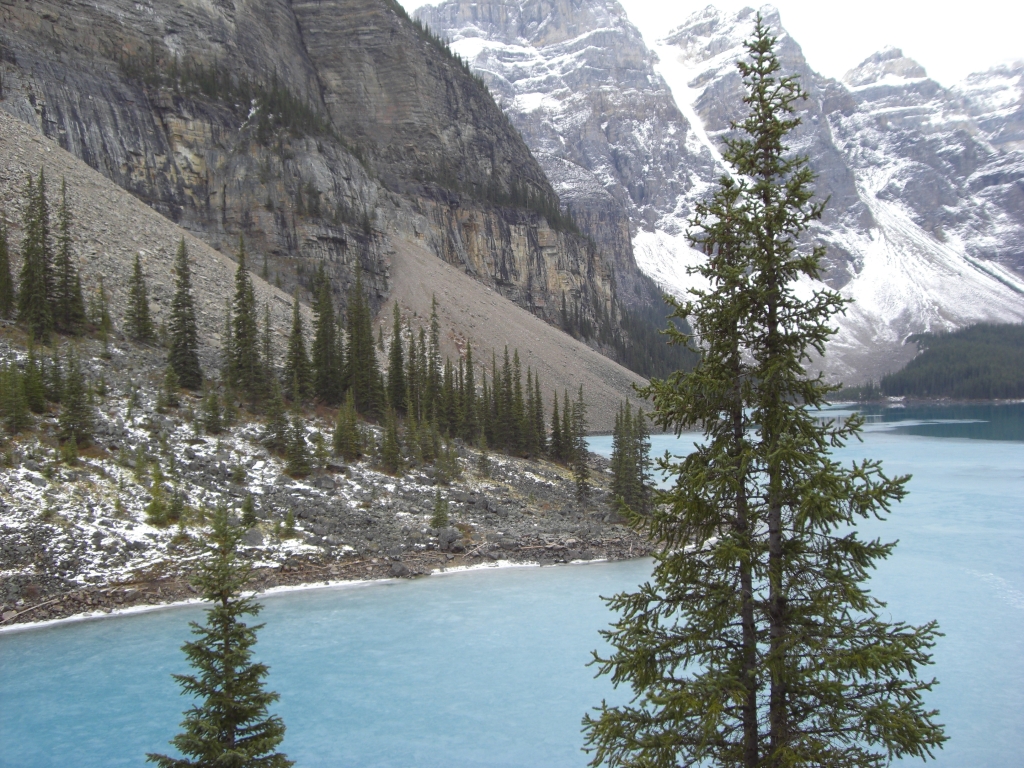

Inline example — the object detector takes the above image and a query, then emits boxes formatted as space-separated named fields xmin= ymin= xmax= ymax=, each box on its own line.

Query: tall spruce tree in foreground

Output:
xmin=168 ymin=239 xmax=203 ymax=390
xmin=148 ymin=505 xmax=292 ymax=768
xmin=583 ymin=16 xmax=945 ymax=768
xmin=125 ymin=252 xmax=155 ymax=343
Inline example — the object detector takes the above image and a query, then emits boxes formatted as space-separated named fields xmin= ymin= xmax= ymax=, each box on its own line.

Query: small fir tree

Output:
xmin=241 ymin=494 xmax=257 ymax=527
xmin=386 ymin=302 xmax=406 ymax=415
xmin=283 ymin=293 xmax=310 ymax=403
xmin=380 ymin=408 xmax=401 ymax=475
xmin=147 ymin=505 xmax=292 ymax=767
xmin=58 ymin=349 xmax=94 ymax=447
xmin=570 ymin=386 xmax=589 ymax=503
xmin=17 ymin=170 xmax=53 ymax=342
xmin=201 ymin=389 xmax=223 ymax=435
xmin=168 ymin=239 xmax=203 ymax=390
xmin=262 ymin=379 xmax=289 ymax=453
xmin=310 ymin=264 xmax=340 ymax=405
xmin=345 ymin=266 xmax=381 ymax=418
xmin=550 ymin=391 xmax=562 ymax=461
xmin=228 ymin=238 xmax=263 ymax=401
xmin=285 ymin=416 xmax=311 ymax=477
xmin=157 ymin=365 xmax=181 ymax=412
xmin=1 ymin=363 xmax=32 ymax=433
xmin=52 ymin=179 xmax=86 ymax=335
xmin=24 ymin=347 xmax=46 ymax=414
xmin=332 ymin=391 xmax=362 ymax=462
xmin=430 ymin=488 xmax=449 ymax=529
xmin=0 ymin=215 xmax=17 ymax=318
xmin=145 ymin=465 xmax=169 ymax=527
xmin=125 ymin=252 xmax=156 ymax=343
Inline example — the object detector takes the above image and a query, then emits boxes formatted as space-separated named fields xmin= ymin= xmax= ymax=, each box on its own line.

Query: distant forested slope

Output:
xmin=881 ymin=323 xmax=1024 ymax=399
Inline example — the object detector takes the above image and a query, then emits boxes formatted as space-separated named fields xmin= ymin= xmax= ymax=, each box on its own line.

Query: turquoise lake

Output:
xmin=1 ymin=403 xmax=1022 ymax=766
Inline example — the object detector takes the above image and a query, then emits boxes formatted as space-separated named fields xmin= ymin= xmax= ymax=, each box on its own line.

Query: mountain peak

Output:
xmin=844 ymin=47 xmax=929 ymax=88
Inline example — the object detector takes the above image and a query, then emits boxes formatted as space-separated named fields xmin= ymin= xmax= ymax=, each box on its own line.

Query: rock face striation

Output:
xmin=422 ymin=1 xmax=1024 ymax=382
xmin=0 ymin=0 xmax=660 ymax=372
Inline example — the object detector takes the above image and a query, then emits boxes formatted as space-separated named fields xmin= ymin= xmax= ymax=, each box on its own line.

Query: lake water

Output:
xmin=2 ymin=404 xmax=1022 ymax=766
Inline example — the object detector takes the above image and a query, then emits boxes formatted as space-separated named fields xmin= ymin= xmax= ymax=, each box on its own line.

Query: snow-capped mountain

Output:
xmin=418 ymin=1 xmax=1024 ymax=382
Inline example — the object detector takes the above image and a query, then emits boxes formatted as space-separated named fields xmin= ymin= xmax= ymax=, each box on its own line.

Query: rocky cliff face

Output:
xmin=0 ymin=0 xmax=635 ymax=360
xmin=422 ymin=0 xmax=1024 ymax=381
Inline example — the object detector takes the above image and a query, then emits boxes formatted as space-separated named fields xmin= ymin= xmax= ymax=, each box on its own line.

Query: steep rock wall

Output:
xmin=0 ymin=0 xmax=627 ymax=354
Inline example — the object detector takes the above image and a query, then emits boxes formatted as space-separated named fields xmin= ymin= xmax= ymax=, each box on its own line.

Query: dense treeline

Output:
xmin=0 ymin=170 xmax=598 ymax=489
xmin=234 ymin=261 xmax=594 ymax=495
xmin=881 ymin=323 xmax=1024 ymax=399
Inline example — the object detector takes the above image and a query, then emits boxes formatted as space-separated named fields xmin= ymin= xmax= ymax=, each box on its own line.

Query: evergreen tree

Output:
xmin=550 ymin=391 xmax=563 ymax=461
xmin=145 ymin=465 xmax=169 ymax=527
xmin=584 ymin=18 xmax=945 ymax=768
xmin=346 ymin=266 xmax=380 ymax=418
xmin=228 ymin=238 xmax=263 ymax=401
xmin=427 ymin=295 xmax=441 ymax=417
xmin=0 ymin=216 xmax=14 ymax=319
xmin=570 ymin=385 xmax=589 ymax=503
xmin=201 ymin=389 xmax=223 ymax=435
xmin=1 ymin=363 xmax=31 ymax=433
xmin=23 ymin=346 xmax=46 ymax=413
xmin=262 ymin=379 xmax=289 ymax=453
xmin=157 ymin=365 xmax=181 ymax=412
xmin=147 ymin=505 xmax=293 ymax=768
xmin=533 ymin=375 xmax=546 ymax=455
xmin=561 ymin=388 xmax=572 ymax=464
xmin=52 ymin=179 xmax=86 ymax=335
xmin=525 ymin=368 xmax=537 ymax=455
xmin=332 ymin=391 xmax=362 ymax=462
xmin=58 ymin=349 xmax=94 ymax=446
xmin=610 ymin=401 xmax=652 ymax=515
xmin=480 ymin=372 xmax=493 ymax=447
xmin=461 ymin=342 xmax=476 ymax=442
xmin=430 ymin=488 xmax=449 ymax=529
xmin=91 ymin=275 xmax=113 ymax=353
xmin=168 ymin=239 xmax=203 ymax=390
xmin=261 ymin=303 xmax=273 ymax=385
xmin=386 ymin=302 xmax=406 ymax=415
xmin=380 ymin=408 xmax=401 ymax=475
xmin=405 ymin=326 xmax=420 ymax=421
xmin=311 ymin=264 xmax=340 ymax=404
xmin=17 ymin=171 xmax=53 ymax=341
xmin=125 ymin=252 xmax=156 ymax=343
xmin=45 ymin=350 xmax=63 ymax=404
xmin=285 ymin=416 xmax=310 ymax=477
xmin=283 ymin=293 xmax=310 ymax=402
xmin=241 ymin=494 xmax=258 ymax=527
xmin=511 ymin=350 xmax=524 ymax=454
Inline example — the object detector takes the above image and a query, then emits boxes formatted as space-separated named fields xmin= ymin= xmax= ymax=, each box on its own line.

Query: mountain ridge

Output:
xmin=419 ymin=0 xmax=1024 ymax=382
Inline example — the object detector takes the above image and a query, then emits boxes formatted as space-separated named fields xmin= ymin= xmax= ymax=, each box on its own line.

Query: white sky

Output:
xmin=398 ymin=0 xmax=1024 ymax=88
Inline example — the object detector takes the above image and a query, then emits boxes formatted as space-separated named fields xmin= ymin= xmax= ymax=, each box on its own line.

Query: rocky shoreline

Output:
xmin=0 ymin=334 xmax=656 ymax=632
xmin=0 ymin=534 xmax=653 ymax=630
